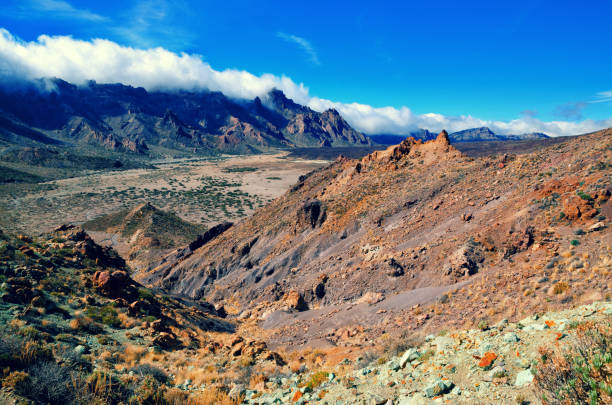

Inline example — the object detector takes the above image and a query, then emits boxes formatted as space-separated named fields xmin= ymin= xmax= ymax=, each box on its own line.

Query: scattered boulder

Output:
xmin=214 ymin=304 xmax=227 ymax=318
xmin=503 ymin=332 xmax=520 ymax=343
xmin=3 ymin=277 xmax=35 ymax=304
xmin=461 ymin=212 xmax=473 ymax=221
xmin=444 ymin=240 xmax=484 ymax=277
xmin=285 ymin=291 xmax=308 ymax=311
xmin=92 ymin=270 xmax=133 ymax=298
xmin=357 ymin=291 xmax=384 ymax=305
xmin=423 ymin=379 xmax=454 ymax=398
xmin=503 ymin=226 xmax=535 ymax=258
xmin=588 ymin=222 xmax=606 ymax=232
xmin=399 ymin=348 xmax=421 ymax=368
xmin=385 ymin=257 xmax=404 ymax=277
xmin=152 ymin=332 xmax=180 ymax=350
xmin=562 ymin=195 xmax=597 ymax=221
xmin=313 ymin=280 xmax=326 ymax=299
xmin=514 ymin=369 xmax=534 ymax=387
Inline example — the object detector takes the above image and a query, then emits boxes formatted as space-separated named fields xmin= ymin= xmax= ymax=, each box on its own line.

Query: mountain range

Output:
xmin=0 ymin=79 xmax=555 ymax=160
xmin=0 ymin=80 xmax=370 ymax=156
xmin=369 ymin=127 xmax=549 ymax=145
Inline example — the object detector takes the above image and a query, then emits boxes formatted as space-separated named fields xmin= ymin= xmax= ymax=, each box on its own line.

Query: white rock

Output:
xmin=515 ymin=369 xmax=534 ymax=387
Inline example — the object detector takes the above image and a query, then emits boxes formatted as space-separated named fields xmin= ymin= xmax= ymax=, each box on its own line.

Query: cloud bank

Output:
xmin=0 ymin=29 xmax=610 ymax=137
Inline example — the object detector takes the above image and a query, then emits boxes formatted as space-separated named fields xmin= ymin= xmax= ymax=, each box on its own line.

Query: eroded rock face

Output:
xmin=503 ymin=226 xmax=535 ymax=259
xmin=142 ymin=127 xmax=612 ymax=346
xmin=562 ymin=195 xmax=598 ymax=221
xmin=0 ymin=82 xmax=369 ymax=154
xmin=445 ymin=241 xmax=484 ymax=278
xmin=297 ymin=200 xmax=326 ymax=229
xmin=189 ymin=222 xmax=233 ymax=251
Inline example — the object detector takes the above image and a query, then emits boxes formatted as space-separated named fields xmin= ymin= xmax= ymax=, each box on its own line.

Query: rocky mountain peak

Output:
xmin=435 ymin=129 xmax=450 ymax=145
xmin=362 ymin=129 xmax=456 ymax=165
xmin=266 ymin=89 xmax=303 ymax=114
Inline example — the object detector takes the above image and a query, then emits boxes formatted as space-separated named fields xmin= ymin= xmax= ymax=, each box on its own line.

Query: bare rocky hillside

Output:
xmin=141 ymin=128 xmax=611 ymax=349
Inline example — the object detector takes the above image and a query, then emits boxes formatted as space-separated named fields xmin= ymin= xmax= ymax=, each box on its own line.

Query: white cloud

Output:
xmin=0 ymin=28 xmax=610 ymax=137
xmin=23 ymin=0 xmax=107 ymax=21
xmin=306 ymin=98 xmax=612 ymax=137
xmin=277 ymin=32 xmax=320 ymax=66
xmin=0 ymin=29 xmax=311 ymax=103
xmin=594 ymin=90 xmax=612 ymax=103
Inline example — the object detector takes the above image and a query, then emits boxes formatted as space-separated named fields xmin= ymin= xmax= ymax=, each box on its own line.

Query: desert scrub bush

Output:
xmin=130 ymin=363 xmax=169 ymax=384
xmin=130 ymin=375 xmax=166 ymax=404
xmin=20 ymin=340 xmax=53 ymax=368
xmin=86 ymin=305 xmax=121 ymax=328
xmin=552 ymin=282 xmax=570 ymax=295
xmin=25 ymin=361 xmax=75 ymax=404
xmin=477 ymin=319 xmax=490 ymax=331
xmin=379 ymin=330 xmax=418 ymax=358
xmin=2 ymin=370 xmax=30 ymax=395
xmin=354 ymin=351 xmax=378 ymax=369
xmin=535 ymin=321 xmax=611 ymax=405
xmin=576 ymin=190 xmax=594 ymax=201
xmin=70 ymin=316 xmax=103 ymax=334
xmin=187 ymin=387 xmax=242 ymax=405
xmin=419 ymin=349 xmax=436 ymax=363
xmin=0 ymin=333 xmax=51 ymax=369
xmin=305 ymin=371 xmax=329 ymax=390
xmin=138 ymin=287 xmax=155 ymax=300
xmin=17 ymin=325 xmax=42 ymax=340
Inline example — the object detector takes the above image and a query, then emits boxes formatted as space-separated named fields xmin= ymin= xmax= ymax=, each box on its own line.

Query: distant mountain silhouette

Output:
xmin=369 ymin=127 xmax=549 ymax=145
xmin=0 ymin=79 xmax=370 ymax=154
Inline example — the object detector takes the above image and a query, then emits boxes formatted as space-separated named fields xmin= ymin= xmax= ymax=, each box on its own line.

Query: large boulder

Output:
xmin=152 ymin=332 xmax=181 ymax=350
xmin=285 ymin=291 xmax=308 ymax=311
xmin=92 ymin=270 xmax=132 ymax=298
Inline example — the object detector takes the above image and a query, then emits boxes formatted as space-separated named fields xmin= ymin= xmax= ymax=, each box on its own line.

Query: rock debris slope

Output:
xmin=144 ymin=128 xmax=611 ymax=349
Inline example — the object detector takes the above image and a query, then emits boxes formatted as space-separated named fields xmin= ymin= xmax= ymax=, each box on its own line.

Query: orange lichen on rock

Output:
xmin=479 ymin=352 xmax=497 ymax=369
xmin=292 ymin=390 xmax=303 ymax=402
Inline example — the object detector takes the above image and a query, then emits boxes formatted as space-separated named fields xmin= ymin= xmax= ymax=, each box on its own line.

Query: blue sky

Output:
xmin=0 ymin=0 xmax=611 ymax=136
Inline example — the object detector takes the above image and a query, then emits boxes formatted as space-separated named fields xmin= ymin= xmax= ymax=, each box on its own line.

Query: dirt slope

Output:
xmin=142 ymin=128 xmax=612 ymax=348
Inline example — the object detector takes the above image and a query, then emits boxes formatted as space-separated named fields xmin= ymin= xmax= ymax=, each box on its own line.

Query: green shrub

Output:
xmin=86 ymin=305 xmax=121 ymax=328
xmin=138 ymin=288 xmax=155 ymax=301
xmin=570 ymin=239 xmax=580 ymax=246
xmin=477 ymin=319 xmax=489 ymax=331
xmin=306 ymin=371 xmax=329 ymax=390
xmin=577 ymin=190 xmax=594 ymax=201
xmin=535 ymin=321 xmax=611 ymax=405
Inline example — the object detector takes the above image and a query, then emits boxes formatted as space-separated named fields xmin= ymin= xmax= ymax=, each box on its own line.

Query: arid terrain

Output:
xmin=1 ymin=128 xmax=611 ymax=404
xmin=0 ymin=153 xmax=327 ymax=234
xmin=1 ymin=7 xmax=610 ymax=403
